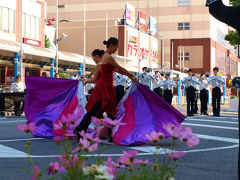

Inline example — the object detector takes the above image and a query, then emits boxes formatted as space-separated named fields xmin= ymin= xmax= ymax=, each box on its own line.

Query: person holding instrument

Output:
xmin=74 ymin=37 xmax=138 ymax=141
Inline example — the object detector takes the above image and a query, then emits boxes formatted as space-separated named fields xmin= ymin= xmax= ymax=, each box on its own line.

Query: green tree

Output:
xmin=224 ymin=0 xmax=240 ymax=48
xmin=45 ymin=35 xmax=51 ymax=48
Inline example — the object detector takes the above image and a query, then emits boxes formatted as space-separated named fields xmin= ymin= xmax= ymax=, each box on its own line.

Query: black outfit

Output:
xmin=115 ymin=85 xmax=125 ymax=104
xmin=14 ymin=101 xmax=21 ymax=116
xmin=153 ymin=87 xmax=163 ymax=98
xmin=163 ymin=90 xmax=173 ymax=105
xmin=212 ymin=87 xmax=221 ymax=116
xmin=207 ymin=0 xmax=240 ymax=32
xmin=194 ymin=89 xmax=199 ymax=114
xmin=200 ymin=89 xmax=209 ymax=115
xmin=186 ymin=86 xmax=196 ymax=116
xmin=74 ymin=101 xmax=114 ymax=141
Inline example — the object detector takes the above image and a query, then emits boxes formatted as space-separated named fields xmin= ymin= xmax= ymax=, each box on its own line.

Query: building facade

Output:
xmin=46 ymin=0 xmax=239 ymax=77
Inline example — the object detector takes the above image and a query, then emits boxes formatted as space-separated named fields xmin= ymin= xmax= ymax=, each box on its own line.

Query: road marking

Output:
xmin=128 ymin=146 xmax=173 ymax=153
xmin=196 ymin=134 xmax=239 ymax=143
xmin=0 ymin=120 xmax=27 ymax=124
xmin=0 ymin=137 xmax=45 ymax=143
xmin=0 ymin=144 xmax=27 ymax=158
xmin=0 ymin=117 xmax=7 ymax=120
xmin=1 ymin=145 xmax=236 ymax=158
xmin=183 ymin=123 xmax=238 ymax=130
xmin=187 ymin=119 xmax=238 ymax=124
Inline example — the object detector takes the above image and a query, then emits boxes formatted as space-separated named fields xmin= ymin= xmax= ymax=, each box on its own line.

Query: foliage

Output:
xmin=224 ymin=0 xmax=240 ymax=47
xmin=17 ymin=115 xmax=200 ymax=180
xmin=59 ymin=73 xmax=69 ymax=79
xmin=224 ymin=30 xmax=240 ymax=48
xmin=45 ymin=35 xmax=51 ymax=49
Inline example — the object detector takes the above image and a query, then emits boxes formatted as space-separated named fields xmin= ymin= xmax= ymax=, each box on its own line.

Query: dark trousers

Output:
xmin=115 ymin=85 xmax=125 ymax=104
xmin=163 ymin=90 xmax=173 ymax=105
xmin=200 ymin=89 xmax=209 ymax=114
xmin=154 ymin=87 xmax=163 ymax=98
xmin=75 ymin=101 xmax=114 ymax=137
xmin=194 ymin=92 xmax=199 ymax=113
xmin=208 ymin=0 xmax=240 ymax=32
xmin=14 ymin=101 xmax=21 ymax=116
xmin=212 ymin=87 xmax=221 ymax=116
xmin=186 ymin=86 xmax=195 ymax=115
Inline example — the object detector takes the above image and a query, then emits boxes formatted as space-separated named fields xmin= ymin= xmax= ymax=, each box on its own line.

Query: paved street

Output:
xmin=0 ymin=110 xmax=238 ymax=180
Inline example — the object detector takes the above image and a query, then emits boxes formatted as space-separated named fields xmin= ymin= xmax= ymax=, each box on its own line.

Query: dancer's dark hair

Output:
xmin=92 ymin=49 xmax=104 ymax=57
xmin=103 ymin=37 xmax=119 ymax=48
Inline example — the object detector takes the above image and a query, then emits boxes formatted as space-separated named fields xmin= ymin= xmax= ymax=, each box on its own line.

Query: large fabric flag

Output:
xmin=113 ymin=83 xmax=186 ymax=146
xmin=25 ymin=76 xmax=86 ymax=138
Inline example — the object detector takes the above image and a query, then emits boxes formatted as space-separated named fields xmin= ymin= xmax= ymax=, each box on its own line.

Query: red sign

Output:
xmin=23 ymin=38 xmax=41 ymax=46
xmin=139 ymin=10 xmax=147 ymax=32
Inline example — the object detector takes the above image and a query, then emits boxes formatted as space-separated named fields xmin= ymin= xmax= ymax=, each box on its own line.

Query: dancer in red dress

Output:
xmin=74 ymin=37 xmax=138 ymax=140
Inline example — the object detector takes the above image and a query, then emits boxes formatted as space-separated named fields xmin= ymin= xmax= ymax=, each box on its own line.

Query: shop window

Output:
xmin=36 ymin=18 xmax=40 ymax=40
xmin=0 ymin=7 xmax=2 ymax=31
xmin=9 ymin=10 xmax=15 ymax=33
xmin=178 ymin=0 xmax=190 ymax=6
xmin=30 ymin=16 xmax=36 ymax=39
xmin=2 ymin=7 xmax=9 ymax=33
xmin=178 ymin=52 xmax=190 ymax=61
xmin=26 ymin=14 xmax=31 ymax=38
xmin=178 ymin=22 xmax=190 ymax=30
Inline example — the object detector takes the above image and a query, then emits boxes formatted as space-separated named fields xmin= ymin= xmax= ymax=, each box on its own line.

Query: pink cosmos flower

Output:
xmin=53 ymin=136 xmax=62 ymax=144
xmin=30 ymin=165 xmax=40 ymax=180
xmin=57 ymin=155 xmax=80 ymax=169
xmin=123 ymin=150 xmax=138 ymax=160
xmin=102 ymin=118 xmax=126 ymax=128
xmin=89 ymin=143 xmax=98 ymax=152
xmin=78 ymin=138 xmax=90 ymax=151
xmin=17 ymin=122 xmax=36 ymax=133
xmin=186 ymin=134 xmax=200 ymax=147
xmin=48 ymin=162 xmax=65 ymax=176
xmin=146 ymin=132 xmax=165 ymax=143
xmin=91 ymin=117 xmax=104 ymax=126
xmin=104 ymin=157 xmax=120 ymax=176
xmin=163 ymin=124 xmax=176 ymax=136
xmin=166 ymin=152 xmax=185 ymax=160
xmin=79 ymin=130 xmax=101 ymax=143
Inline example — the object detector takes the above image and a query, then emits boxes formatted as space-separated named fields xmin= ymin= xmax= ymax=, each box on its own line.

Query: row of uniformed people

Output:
xmin=84 ymin=66 xmax=177 ymax=106
xmin=182 ymin=67 xmax=225 ymax=117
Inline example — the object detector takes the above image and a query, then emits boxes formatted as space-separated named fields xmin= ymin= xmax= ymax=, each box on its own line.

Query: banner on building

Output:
xmin=125 ymin=3 xmax=135 ymax=27
xmin=151 ymin=37 xmax=158 ymax=63
xmin=149 ymin=16 xmax=158 ymax=36
xmin=138 ymin=10 xmax=147 ymax=32
xmin=127 ymin=26 xmax=139 ymax=61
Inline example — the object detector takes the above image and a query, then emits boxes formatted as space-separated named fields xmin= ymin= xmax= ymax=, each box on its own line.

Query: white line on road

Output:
xmin=196 ymin=134 xmax=239 ymax=143
xmin=0 ymin=137 xmax=45 ymax=143
xmin=0 ymin=117 xmax=7 ymax=120
xmin=187 ymin=119 xmax=238 ymax=124
xmin=0 ymin=120 xmax=27 ymax=124
xmin=1 ymin=145 xmax=236 ymax=158
xmin=0 ymin=144 xmax=27 ymax=158
xmin=183 ymin=123 xmax=238 ymax=130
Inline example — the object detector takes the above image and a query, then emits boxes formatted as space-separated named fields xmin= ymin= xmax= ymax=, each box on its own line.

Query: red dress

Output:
xmin=85 ymin=64 xmax=117 ymax=117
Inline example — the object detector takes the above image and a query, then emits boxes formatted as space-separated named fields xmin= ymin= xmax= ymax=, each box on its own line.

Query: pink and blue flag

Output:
xmin=113 ymin=83 xmax=186 ymax=146
xmin=24 ymin=76 xmax=86 ymax=138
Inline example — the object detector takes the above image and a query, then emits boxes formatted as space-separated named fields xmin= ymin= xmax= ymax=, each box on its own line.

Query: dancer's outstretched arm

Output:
xmin=107 ymin=55 xmax=138 ymax=82
xmin=207 ymin=0 xmax=240 ymax=31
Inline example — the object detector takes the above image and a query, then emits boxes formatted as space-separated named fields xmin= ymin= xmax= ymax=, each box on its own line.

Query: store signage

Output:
xmin=149 ymin=16 xmax=158 ymax=36
xmin=125 ymin=3 xmax=135 ymax=27
xmin=139 ymin=10 xmax=147 ymax=32
xmin=23 ymin=38 xmax=41 ymax=46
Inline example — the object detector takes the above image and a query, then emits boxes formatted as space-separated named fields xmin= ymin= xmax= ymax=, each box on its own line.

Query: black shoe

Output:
xmin=215 ymin=114 xmax=220 ymax=117
xmin=203 ymin=112 xmax=209 ymax=116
